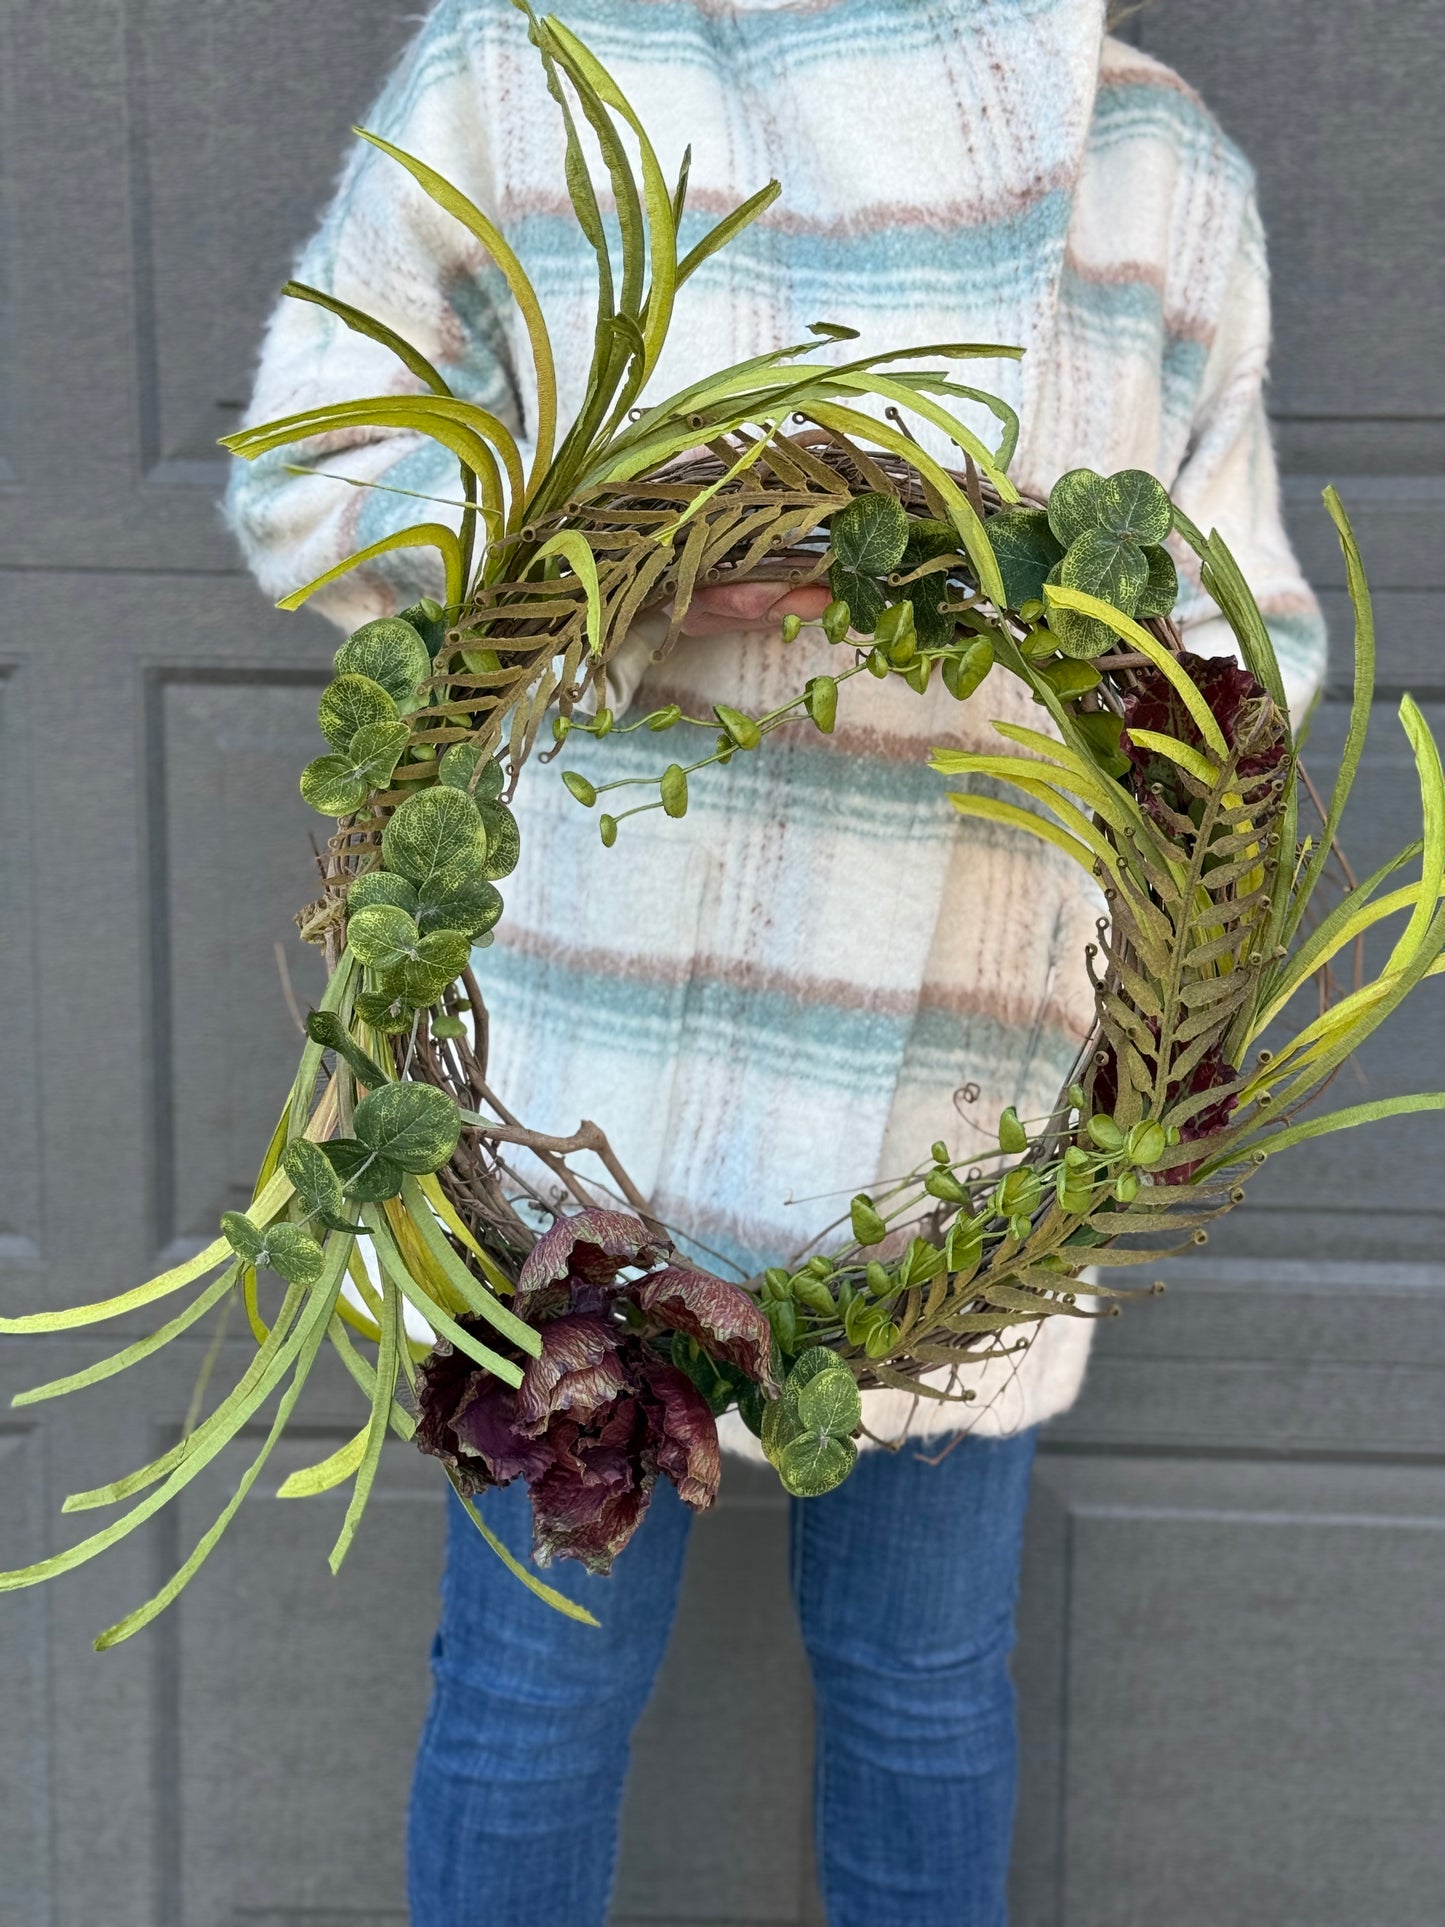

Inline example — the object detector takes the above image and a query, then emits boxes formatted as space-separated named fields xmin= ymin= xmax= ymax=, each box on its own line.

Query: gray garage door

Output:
xmin=1 ymin=3 xmax=1442 ymax=1923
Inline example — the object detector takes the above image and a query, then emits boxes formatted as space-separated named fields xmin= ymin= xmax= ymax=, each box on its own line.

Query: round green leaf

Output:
xmin=1134 ymin=543 xmax=1179 ymax=619
xmin=414 ymin=929 xmax=472 ymax=982
xmin=322 ymin=1137 xmax=403 ymax=1202
xmin=318 ymin=674 xmax=397 ymax=753
xmin=476 ymin=801 xmax=520 ymax=880
xmin=334 ymin=617 xmax=431 ymax=711
xmin=416 ymin=874 xmax=503 ymax=940
xmin=347 ymin=872 xmax=418 ymax=917
xmin=830 ymin=491 xmax=909 ymax=575
xmin=353 ymin=1081 xmax=460 ymax=1174
xmin=1097 ymin=469 xmax=1173 ymax=546
xmin=778 ymin=1430 xmax=856 ymax=1498
xmin=220 ymin=1210 xmax=264 ymax=1264
xmin=348 ymin=720 xmax=411 ymax=790
xmin=382 ymin=786 xmax=487 ymax=895
xmin=281 ymin=1138 xmax=346 ymax=1223
xmin=1059 ymin=529 xmax=1149 ymax=615
xmin=262 ymin=1222 xmax=328 ymax=1288
xmin=300 ymin=755 xmax=368 ymax=818
xmin=984 ymin=508 xmax=1065 ymax=611
xmin=346 ymin=903 xmax=420 ymax=972
xmin=353 ymin=988 xmax=414 ymax=1035
xmin=795 ymin=1366 xmax=862 ymax=1438
xmin=1047 ymin=468 xmax=1107 ymax=547
xmin=438 ymin=742 xmax=505 ymax=798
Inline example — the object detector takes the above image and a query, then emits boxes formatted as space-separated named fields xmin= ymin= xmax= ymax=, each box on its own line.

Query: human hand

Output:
xmin=671 ymin=579 xmax=832 ymax=639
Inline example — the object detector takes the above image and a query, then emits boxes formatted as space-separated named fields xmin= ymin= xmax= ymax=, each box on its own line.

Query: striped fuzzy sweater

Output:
xmin=228 ymin=0 xmax=1326 ymax=1451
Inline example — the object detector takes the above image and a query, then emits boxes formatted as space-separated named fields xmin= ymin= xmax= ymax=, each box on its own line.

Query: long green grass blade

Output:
xmin=449 ymin=1475 xmax=600 ymax=1626
xmin=277 ymin=1424 xmax=368 ymax=1498
xmin=528 ymin=530 xmax=602 ymax=654
xmin=1045 ymin=587 xmax=1230 ymax=756
xmin=1280 ymin=487 xmax=1376 ymax=948
xmin=397 ymin=1177 xmax=540 ymax=1354
xmin=276 ymin=523 xmax=465 ymax=615
xmin=280 ymin=280 xmax=452 ymax=397
xmin=11 ymin=1266 xmax=240 ymax=1407
xmin=354 ymin=128 xmax=557 ymax=490
xmin=1253 ymin=1090 xmax=1445 ymax=1157
xmin=674 ymin=179 xmax=780 ymax=288
xmin=60 ymin=1280 xmax=310 ymax=1514
xmin=91 ymin=1240 xmax=349 ymax=1648
xmin=366 ymin=1209 xmax=527 ymax=1384
xmin=328 ymin=1275 xmax=401 ymax=1572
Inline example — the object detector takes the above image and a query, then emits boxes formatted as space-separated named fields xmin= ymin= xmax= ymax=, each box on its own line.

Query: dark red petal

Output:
xmin=413 ymin=1330 xmax=495 ymax=1495
xmin=517 ymin=1208 xmax=669 ymax=1311
xmin=515 ymin=1312 xmax=629 ymax=1434
xmin=643 ymin=1363 xmax=722 ymax=1510
xmin=634 ymin=1266 xmax=779 ymax=1394
xmin=450 ymin=1379 xmax=556 ymax=1484
xmin=530 ymin=1464 xmax=653 ymax=1575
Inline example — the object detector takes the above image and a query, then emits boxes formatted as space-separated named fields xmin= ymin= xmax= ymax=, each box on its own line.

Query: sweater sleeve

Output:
xmin=1168 ymin=191 xmax=1328 ymax=727
xmin=224 ymin=8 xmax=525 ymax=632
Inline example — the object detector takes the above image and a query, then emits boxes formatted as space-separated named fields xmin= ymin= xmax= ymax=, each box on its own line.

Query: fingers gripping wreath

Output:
xmin=4 ymin=8 xmax=1442 ymax=1636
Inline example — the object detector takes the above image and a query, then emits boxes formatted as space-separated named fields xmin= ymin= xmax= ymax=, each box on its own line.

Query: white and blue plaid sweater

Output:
xmin=228 ymin=0 xmax=1326 ymax=1447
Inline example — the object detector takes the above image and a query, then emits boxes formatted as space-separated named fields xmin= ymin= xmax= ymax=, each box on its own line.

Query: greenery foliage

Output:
xmin=3 ymin=4 xmax=1444 ymax=1630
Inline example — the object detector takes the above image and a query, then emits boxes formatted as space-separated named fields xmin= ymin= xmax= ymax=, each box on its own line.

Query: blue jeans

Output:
xmin=408 ymin=1428 xmax=1037 ymax=1927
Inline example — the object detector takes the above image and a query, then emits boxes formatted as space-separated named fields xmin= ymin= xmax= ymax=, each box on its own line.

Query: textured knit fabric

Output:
xmin=409 ymin=1429 xmax=1038 ymax=1927
xmin=228 ymin=0 xmax=1327 ymax=1450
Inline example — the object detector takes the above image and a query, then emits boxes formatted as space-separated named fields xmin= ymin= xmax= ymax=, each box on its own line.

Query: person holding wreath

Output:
xmin=228 ymin=3 xmax=1325 ymax=1922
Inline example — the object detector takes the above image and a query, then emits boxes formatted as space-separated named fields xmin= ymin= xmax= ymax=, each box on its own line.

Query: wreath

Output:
xmin=5 ymin=6 xmax=1445 ymax=1637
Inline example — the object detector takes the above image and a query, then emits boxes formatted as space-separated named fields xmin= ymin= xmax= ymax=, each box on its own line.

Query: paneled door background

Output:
xmin=1 ymin=4 xmax=1442 ymax=1924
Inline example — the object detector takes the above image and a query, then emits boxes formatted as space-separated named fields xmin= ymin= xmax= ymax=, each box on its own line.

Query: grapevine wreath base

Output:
xmin=5 ymin=6 xmax=1445 ymax=1634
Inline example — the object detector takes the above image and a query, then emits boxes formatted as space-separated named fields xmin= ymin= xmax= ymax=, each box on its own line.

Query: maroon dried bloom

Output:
xmin=1121 ymin=650 xmax=1286 ymax=823
xmin=415 ymin=1208 xmax=771 ymax=1573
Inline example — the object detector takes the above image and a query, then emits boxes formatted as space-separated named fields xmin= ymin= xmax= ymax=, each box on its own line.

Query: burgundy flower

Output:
xmin=1121 ymin=651 xmax=1286 ymax=823
xmin=415 ymin=1208 xmax=775 ymax=1573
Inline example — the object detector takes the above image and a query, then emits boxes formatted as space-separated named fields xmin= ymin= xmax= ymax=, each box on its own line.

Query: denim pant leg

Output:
xmin=408 ymin=1478 xmax=694 ymax=1927
xmin=791 ymin=1429 xmax=1038 ymax=1927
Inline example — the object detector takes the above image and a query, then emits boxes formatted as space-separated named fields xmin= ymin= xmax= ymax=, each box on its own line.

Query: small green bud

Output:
xmin=769 ymin=1299 xmax=799 ymax=1351
xmin=599 ymin=814 xmax=618 ymax=847
xmin=806 ymin=674 xmax=838 ymax=734
xmin=794 ymin=1275 xmax=837 ymax=1317
xmin=1064 ymin=1145 xmax=1093 ymax=1170
xmin=850 ymin=1193 xmax=888 ymax=1246
xmin=999 ymin=1166 xmax=1041 ymax=1219
xmin=714 ymin=703 xmax=761 ymax=750
xmin=805 ymin=1255 xmax=834 ymax=1280
xmin=998 ymin=1107 xmax=1028 ymax=1154
xmin=592 ymin=706 xmax=614 ymax=737
xmin=780 ymin=612 xmax=803 ymax=645
xmin=660 ymin=763 xmax=688 ymax=818
xmin=1009 ymin=1214 xmax=1032 ymax=1242
xmin=431 ymin=1012 xmax=466 ymax=1040
xmin=763 ymin=1267 xmax=792 ymax=1301
xmin=865 ymin=1318 xmax=900 ymax=1360
xmin=866 ymin=646 xmax=890 ymax=678
xmin=945 ymin=1218 xmax=983 ymax=1280
xmin=931 ymin=1140 xmax=951 ymax=1165
xmin=925 ymin=1167 xmax=969 ymax=1205
xmin=1018 ymin=598 xmax=1046 ymax=623
xmin=646 ymin=704 xmax=682 ymax=731
xmin=942 ymin=637 xmax=994 ymax=702
xmin=1166 ymin=1124 xmax=1183 ymax=1145
xmin=714 ymin=732 xmax=734 ymax=763
xmin=552 ymin=715 xmax=572 ymax=743
xmin=562 ymin=770 xmax=596 ymax=808
xmin=1068 ymin=1081 xmax=1087 ymax=1110
xmin=865 ymin=1261 xmax=894 ymax=1299
xmin=1087 ymin=1114 xmax=1125 ymax=1153
xmin=1039 ymin=658 xmax=1102 ymax=700
xmin=1125 ymin=1120 xmax=1167 ymax=1168
xmin=903 ymin=655 xmax=932 ymax=693
xmin=844 ymin=1294 xmax=882 ymax=1346
xmin=1114 ymin=1170 xmax=1141 ymax=1204
xmin=822 ymin=598 xmax=852 ymax=644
